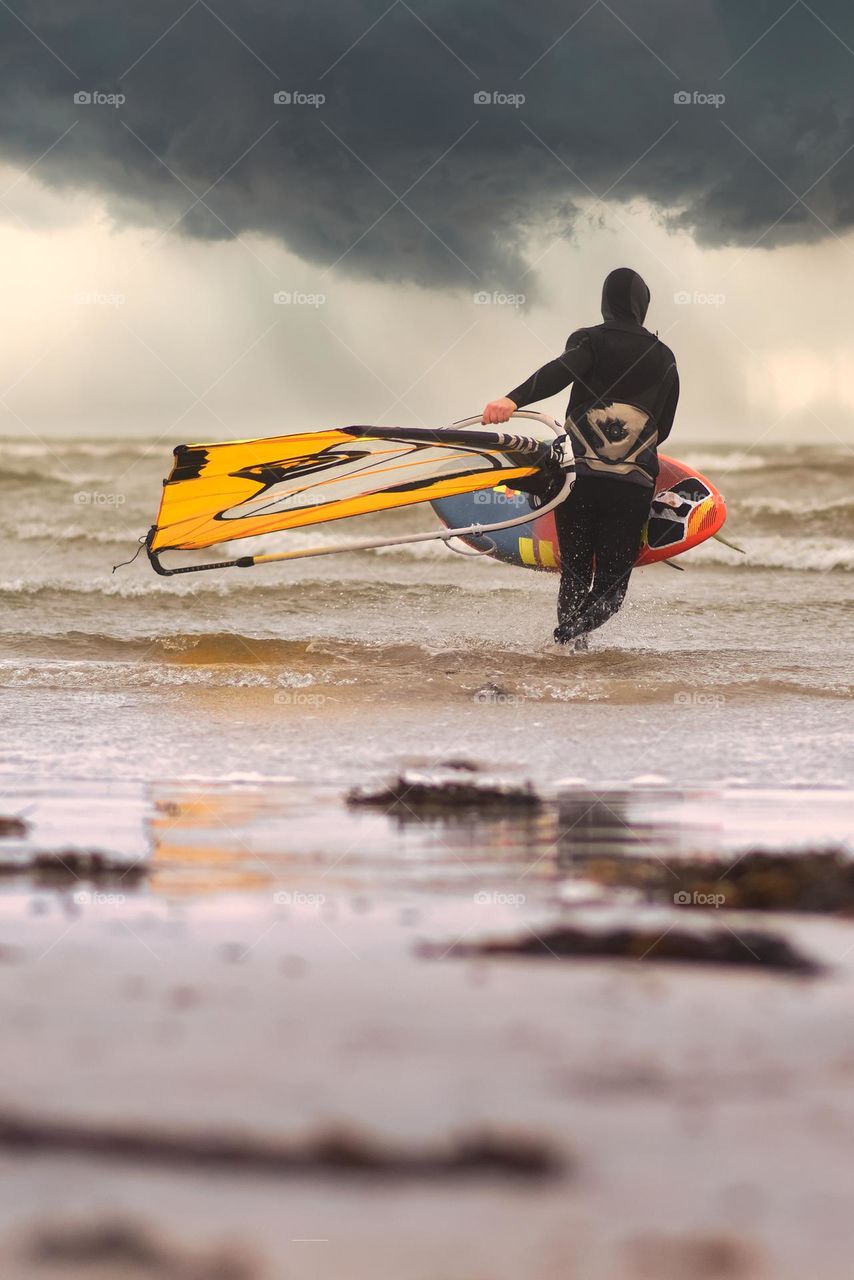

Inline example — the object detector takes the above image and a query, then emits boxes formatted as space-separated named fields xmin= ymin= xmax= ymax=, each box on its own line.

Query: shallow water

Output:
xmin=2 ymin=436 xmax=853 ymax=806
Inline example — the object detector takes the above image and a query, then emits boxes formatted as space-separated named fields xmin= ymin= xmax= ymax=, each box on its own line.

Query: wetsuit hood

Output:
xmin=601 ymin=267 xmax=650 ymax=326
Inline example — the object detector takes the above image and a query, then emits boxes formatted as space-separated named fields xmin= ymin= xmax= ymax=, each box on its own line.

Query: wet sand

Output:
xmin=2 ymin=780 xmax=854 ymax=1278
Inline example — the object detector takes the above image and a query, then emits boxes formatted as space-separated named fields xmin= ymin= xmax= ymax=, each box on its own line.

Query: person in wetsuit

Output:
xmin=481 ymin=267 xmax=679 ymax=648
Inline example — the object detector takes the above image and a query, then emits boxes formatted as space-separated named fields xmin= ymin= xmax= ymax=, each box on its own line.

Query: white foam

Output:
xmin=372 ymin=539 xmax=461 ymax=561
xmin=680 ymin=450 xmax=771 ymax=473
xmin=0 ymin=574 xmax=256 ymax=598
xmin=684 ymin=535 xmax=854 ymax=572
xmin=14 ymin=522 xmax=139 ymax=545
xmin=750 ymin=495 xmax=854 ymax=518
xmin=1 ymin=440 xmax=162 ymax=460
xmin=166 ymin=772 xmax=299 ymax=784
xmin=0 ymin=661 xmax=289 ymax=690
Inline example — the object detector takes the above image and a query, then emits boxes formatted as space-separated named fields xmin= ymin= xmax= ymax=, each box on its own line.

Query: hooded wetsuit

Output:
xmin=505 ymin=268 xmax=680 ymax=643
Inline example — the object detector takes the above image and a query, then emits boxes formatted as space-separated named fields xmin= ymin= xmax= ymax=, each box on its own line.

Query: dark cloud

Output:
xmin=1 ymin=0 xmax=853 ymax=287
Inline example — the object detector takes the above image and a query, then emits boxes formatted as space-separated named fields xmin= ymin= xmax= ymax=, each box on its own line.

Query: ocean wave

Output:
xmin=0 ymin=467 xmax=72 ymax=488
xmin=373 ymin=538 xmax=473 ymax=560
xmin=0 ymin=439 xmax=164 ymax=461
xmin=680 ymin=450 xmax=772 ymax=473
xmin=681 ymin=448 xmax=854 ymax=478
xmin=1 ymin=652 xmax=849 ymax=701
xmin=684 ymin=535 xmax=854 ymax=572
xmin=724 ymin=499 xmax=854 ymax=541
xmin=0 ymin=570 xmax=300 ymax=598
xmin=9 ymin=522 xmax=145 ymax=546
xmin=0 ymin=663 xmax=295 ymax=690
xmin=748 ymin=495 xmax=854 ymax=518
xmin=0 ymin=632 xmax=457 ymax=666
xmin=0 ymin=576 xmax=226 ymax=598
xmin=3 ymin=534 xmax=852 ymax=605
xmin=0 ymin=469 xmax=157 ymax=491
xmin=0 ymin=571 xmax=495 ymax=604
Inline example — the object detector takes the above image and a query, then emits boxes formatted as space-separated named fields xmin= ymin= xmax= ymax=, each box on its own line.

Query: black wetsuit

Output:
xmin=506 ymin=268 xmax=679 ymax=643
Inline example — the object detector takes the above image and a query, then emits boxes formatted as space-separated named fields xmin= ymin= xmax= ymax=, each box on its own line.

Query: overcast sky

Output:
xmin=1 ymin=0 xmax=853 ymax=447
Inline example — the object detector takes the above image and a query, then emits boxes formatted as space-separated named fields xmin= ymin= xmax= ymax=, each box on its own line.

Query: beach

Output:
xmin=2 ymin=436 xmax=854 ymax=1277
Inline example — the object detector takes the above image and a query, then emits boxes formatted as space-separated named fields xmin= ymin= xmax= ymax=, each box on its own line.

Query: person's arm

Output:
xmin=656 ymin=366 xmax=680 ymax=445
xmin=481 ymin=330 xmax=593 ymax=424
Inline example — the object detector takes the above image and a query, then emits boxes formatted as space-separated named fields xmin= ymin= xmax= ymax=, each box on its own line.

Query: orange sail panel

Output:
xmin=149 ymin=427 xmax=546 ymax=553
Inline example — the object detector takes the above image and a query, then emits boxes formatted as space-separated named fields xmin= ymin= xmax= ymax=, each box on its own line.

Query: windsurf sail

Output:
xmin=146 ymin=418 xmax=562 ymax=574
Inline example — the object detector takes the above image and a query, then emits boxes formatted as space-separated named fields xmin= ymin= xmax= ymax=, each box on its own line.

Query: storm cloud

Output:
xmin=1 ymin=0 xmax=853 ymax=288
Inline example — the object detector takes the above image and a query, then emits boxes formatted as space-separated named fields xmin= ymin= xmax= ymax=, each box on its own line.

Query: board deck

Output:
xmin=430 ymin=454 xmax=726 ymax=571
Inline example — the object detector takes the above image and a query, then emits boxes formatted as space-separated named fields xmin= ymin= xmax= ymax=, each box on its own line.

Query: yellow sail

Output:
xmin=149 ymin=425 xmax=547 ymax=553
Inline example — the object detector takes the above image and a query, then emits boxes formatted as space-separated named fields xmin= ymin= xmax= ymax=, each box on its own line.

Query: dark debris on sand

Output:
xmin=575 ymin=846 xmax=854 ymax=914
xmin=0 ymin=1113 xmax=564 ymax=1181
xmin=0 ymin=850 xmax=147 ymax=886
xmin=0 ymin=815 xmax=28 ymax=838
xmin=625 ymin=1229 xmax=763 ymax=1280
xmin=20 ymin=1218 xmax=257 ymax=1280
xmin=426 ymin=921 xmax=821 ymax=974
xmin=347 ymin=769 xmax=542 ymax=815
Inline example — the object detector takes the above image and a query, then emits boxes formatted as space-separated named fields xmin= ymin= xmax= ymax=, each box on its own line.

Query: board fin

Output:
xmin=712 ymin=531 xmax=746 ymax=554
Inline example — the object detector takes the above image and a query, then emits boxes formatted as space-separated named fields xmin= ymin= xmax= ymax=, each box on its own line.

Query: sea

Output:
xmin=1 ymin=435 xmax=853 ymax=860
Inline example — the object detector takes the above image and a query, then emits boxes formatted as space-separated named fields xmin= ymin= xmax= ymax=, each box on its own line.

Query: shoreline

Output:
xmin=2 ymin=775 xmax=854 ymax=1275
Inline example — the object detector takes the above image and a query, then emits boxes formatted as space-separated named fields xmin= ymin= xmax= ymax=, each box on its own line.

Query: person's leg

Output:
xmin=555 ymin=479 xmax=651 ymax=640
xmin=554 ymin=478 xmax=596 ymax=642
